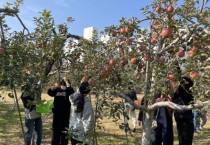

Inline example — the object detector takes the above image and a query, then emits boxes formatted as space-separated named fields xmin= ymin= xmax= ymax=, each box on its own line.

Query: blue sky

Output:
xmin=0 ymin=0 xmax=152 ymax=36
xmin=0 ymin=0 xmax=209 ymax=36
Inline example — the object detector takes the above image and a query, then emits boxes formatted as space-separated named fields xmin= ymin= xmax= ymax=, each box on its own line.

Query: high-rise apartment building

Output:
xmin=83 ymin=27 xmax=96 ymax=40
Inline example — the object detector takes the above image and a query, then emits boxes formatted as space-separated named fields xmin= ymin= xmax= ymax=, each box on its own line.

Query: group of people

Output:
xmin=21 ymin=77 xmax=94 ymax=145
xmin=21 ymin=75 xmax=207 ymax=145
xmin=126 ymin=76 xmax=204 ymax=145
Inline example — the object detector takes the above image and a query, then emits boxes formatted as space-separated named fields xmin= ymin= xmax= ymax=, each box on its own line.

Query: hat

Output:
xmin=79 ymin=82 xmax=90 ymax=95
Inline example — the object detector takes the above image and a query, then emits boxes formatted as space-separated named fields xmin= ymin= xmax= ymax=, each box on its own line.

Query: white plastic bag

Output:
xmin=27 ymin=109 xmax=41 ymax=119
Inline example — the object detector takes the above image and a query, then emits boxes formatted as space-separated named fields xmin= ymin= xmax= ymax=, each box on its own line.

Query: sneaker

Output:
xmin=132 ymin=128 xmax=136 ymax=132
xmin=199 ymin=126 xmax=204 ymax=130
xmin=195 ymin=128 xmax=201 ymax=133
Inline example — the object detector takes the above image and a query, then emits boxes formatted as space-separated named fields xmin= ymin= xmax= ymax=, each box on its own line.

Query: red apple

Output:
xmin=167 ymin=5 xmax=174 ymax=13
xmin=151 ymin=38 xmax=157 ymax=44
xmin=190 ymin=71 xmax=199 ymax=80
xmin=125 ymin=38 xmax=132 ymax=45
xmin=159 ymin=56 xmax=165 ymax=64
xmin=177 ymin=50 xmax=185 ymax=58
xmin=120 ymin=59 xmax=127 ymax=66
xmin=155 ymin=6 xmax=161 ymax=14
xmin=130 ymin=58 xmax=137 ymax=64
xmin=109 ymin=59 xmax=116 ymax=65
xmin=124 ymin=27 xmax=130 ymax=33
xmin=188 ymin=49 xmax=197 ymax=58
xmin=161 ymin=27 xmax=172 ymax=38
xmin=167 ymin=73 xmax=177 ymax=81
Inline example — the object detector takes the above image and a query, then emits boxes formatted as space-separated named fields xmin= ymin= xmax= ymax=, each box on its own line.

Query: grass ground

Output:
xmin=0 ymin=91 xmax=210 ymax=145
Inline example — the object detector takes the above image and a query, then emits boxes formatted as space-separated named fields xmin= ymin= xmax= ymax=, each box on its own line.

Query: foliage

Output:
xmin=0 ymin=0 xmax=210 ymax=145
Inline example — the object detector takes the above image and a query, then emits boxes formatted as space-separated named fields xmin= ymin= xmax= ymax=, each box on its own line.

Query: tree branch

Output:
xmin=148 ymin=101 xmax=210 ymax=111
xmin=158 ymin=37 xmax=180 ymax=55
xmin=200 ymin=0 xmax=205 ymax=13
xmin=14 ymin=13 xmax=30 ymax=35
xmin=176 ymin=12 xmax=196 ymax=24
xmin=117 ymin=93 xmax=145 ymax=111
xmin=0 ymin=8 xmax=18 ymax=14
xmin=67 ymin=33 xmax=81 ymax=40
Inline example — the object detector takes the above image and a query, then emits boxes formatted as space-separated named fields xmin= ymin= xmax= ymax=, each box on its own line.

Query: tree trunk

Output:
xmin=141 ymin=111 xmax=153 ymax=145
xmin=13 ymin=84 xmax=25 ymax=142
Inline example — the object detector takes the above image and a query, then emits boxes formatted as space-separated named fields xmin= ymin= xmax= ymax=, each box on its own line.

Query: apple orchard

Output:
xmin=0 ymin=0 xmax=210 ymax=145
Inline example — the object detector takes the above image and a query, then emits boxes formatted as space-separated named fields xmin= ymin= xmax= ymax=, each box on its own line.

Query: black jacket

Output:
xmin=173 ymin=85 xmax=194 ymax=121
xmin=21 ymin=92 xmax=36 ymax=111
xmin=47 ymin=87 xmax=74 ymax=114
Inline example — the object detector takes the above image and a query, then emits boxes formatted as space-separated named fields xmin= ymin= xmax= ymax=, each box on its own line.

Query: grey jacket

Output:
xmin=69 ymin=92 xmax=94 ymax=143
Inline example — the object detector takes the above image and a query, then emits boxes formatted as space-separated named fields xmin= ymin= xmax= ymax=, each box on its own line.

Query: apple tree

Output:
xmin=64 ymin=0 xmax=210 ymax=145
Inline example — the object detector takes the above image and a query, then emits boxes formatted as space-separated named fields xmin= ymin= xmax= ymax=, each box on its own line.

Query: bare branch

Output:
xmin=176 ymin=12 xmax=196 ymax=24
xmin=200 ymin=0 xmax=205 ymax=13
xmin=148 ymin=101 xmax=210 ymax=111
xmin=14 ymin=13 xmax=30 ymax=35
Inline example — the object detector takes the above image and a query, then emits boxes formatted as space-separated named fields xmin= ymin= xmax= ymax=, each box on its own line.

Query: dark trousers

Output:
xmin=70 ymin=138 xmax=88 ymax=145
xmin=152 ymin=123 xmax=173 ymax=145
xmin=176 ymin=120 xmax=194 ymax=145
xmin=25 ymin=117 xmax=42 ymax=145
xmin=52 ymin=112 xmax=70 ymax=145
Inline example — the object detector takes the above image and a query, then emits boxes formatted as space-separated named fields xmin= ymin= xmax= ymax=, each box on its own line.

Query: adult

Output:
xmin=193 ymin=109 xmax=207 ymax=132
xmin=124 ymin=82 xmax=138 ymax=132
xmin=21 ymin=83 xmax=42 ymax=145
xmin=47 ymin=78 xmax=74 ymax=145
xmin=69 ymin=81 xmax=94 ymax=145
xmin=152 ymin=93 xmax=173 ymax=145
xmin=173 ymin=77 xmax=194 ymax=145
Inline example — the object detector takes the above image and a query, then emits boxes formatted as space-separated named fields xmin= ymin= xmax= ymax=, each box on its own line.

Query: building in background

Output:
xmin=83 ymin=26 xmax=97 ymax=40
